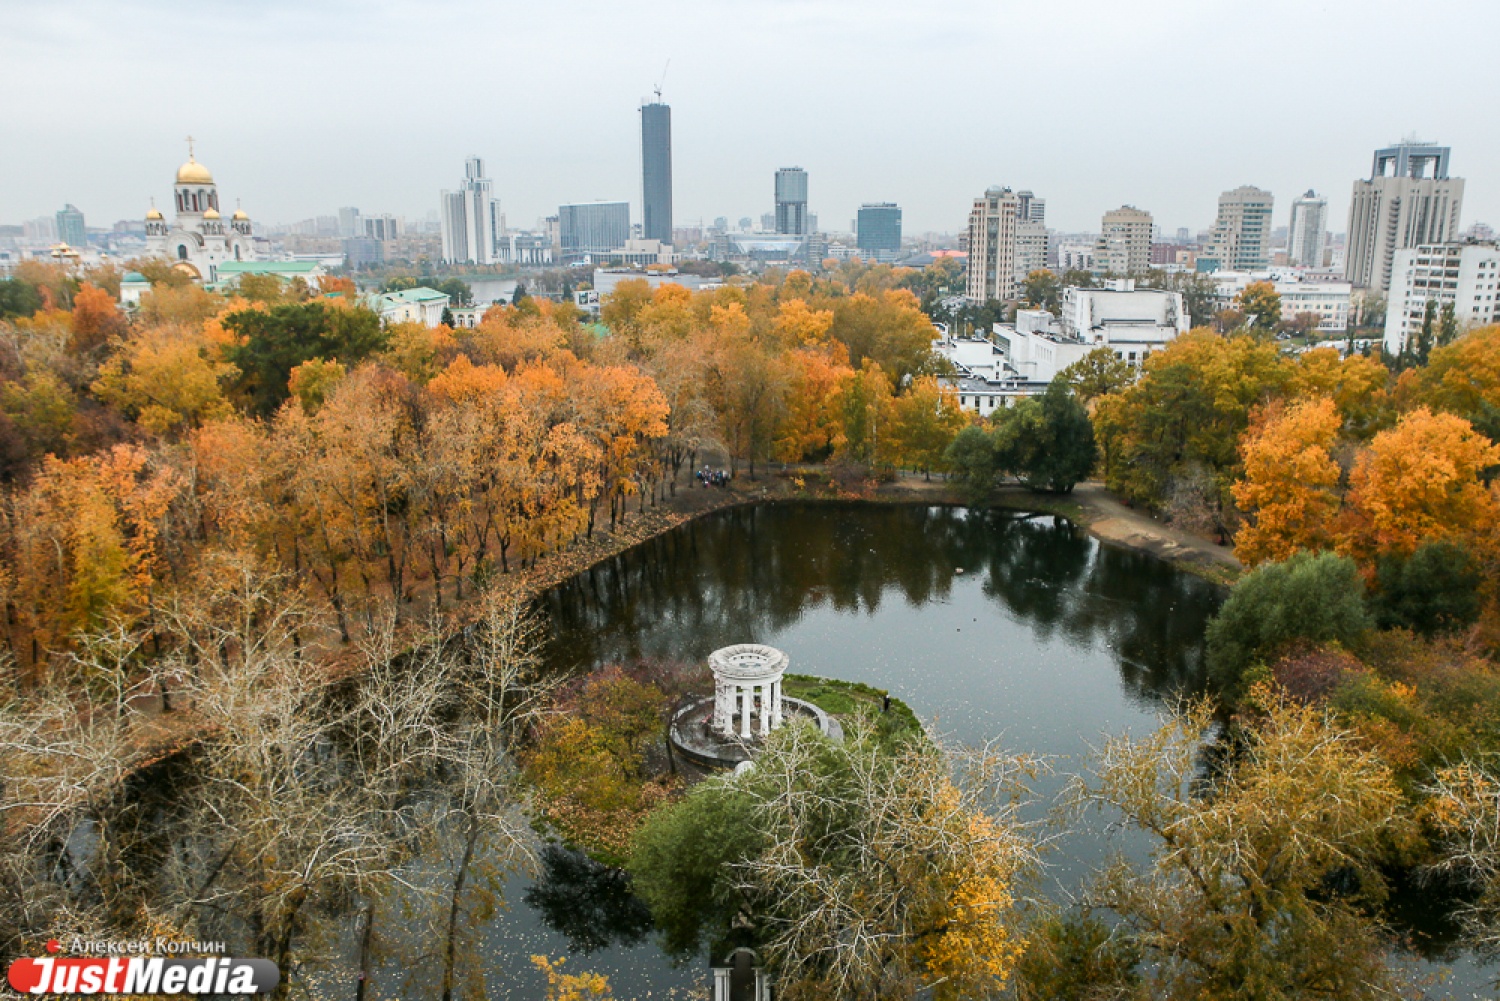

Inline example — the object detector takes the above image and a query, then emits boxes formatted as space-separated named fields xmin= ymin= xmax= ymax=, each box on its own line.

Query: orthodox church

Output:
xmin=144 ymin=141 xmax=257 ymax=282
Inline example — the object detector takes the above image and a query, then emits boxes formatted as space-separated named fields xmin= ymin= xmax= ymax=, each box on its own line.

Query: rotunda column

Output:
xmin=740 ymin=682 xmax=752 ymax=738
xmin=713 ymin=679 xmax=729 ymax=733
xmin=758 ymin=684 xmax=770 ymax=737
xmin=771 ymin=680 xmax=782 ymax=728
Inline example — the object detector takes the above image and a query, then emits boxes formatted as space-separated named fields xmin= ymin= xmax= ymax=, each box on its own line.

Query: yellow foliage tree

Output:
xmin=530 ymin=956 xmax=612 ymax=1001
xmin=1232 ymin=397 xmax=1344 ymax=565
xmin=92 ymin=324 xmax=239 ymax=434
xmin=1342 ymin=406 xmax=1500 ymax=564
xmin=1289 ymin=347 xmax=1391 ymax=436
xmin=1410 ymin=324 xmax=1500 ymax=424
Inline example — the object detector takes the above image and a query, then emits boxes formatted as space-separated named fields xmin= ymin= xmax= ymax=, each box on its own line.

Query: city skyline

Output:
xmin=2 ymin=1 xmax=1498 ymax=238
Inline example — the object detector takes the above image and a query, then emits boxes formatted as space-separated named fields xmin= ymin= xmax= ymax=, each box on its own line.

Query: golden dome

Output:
xmin=176 ymin=156 xmax=214 ymax=185
xmin=146 ymin=206 xmax=163 ymax=220
xmin=203 ymin=207 xmax=221 ymax=219
xmin=231 ymin=208 xmax=248 ymax=221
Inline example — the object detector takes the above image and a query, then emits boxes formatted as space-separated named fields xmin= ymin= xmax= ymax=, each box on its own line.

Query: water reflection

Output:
xmin=539 ymin=504 xmax=1223 ymax=707
xmin=522 ymin=845 xmax=653 ymax=955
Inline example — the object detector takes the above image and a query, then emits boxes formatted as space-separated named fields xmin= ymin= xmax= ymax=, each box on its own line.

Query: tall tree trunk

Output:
xmin=440 ymin=814 xmax=480 ymax=1001
xmin=353 ymin=902 xmax=375 ymax=1001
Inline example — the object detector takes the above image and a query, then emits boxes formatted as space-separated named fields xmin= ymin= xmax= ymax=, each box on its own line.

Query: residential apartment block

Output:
xmin=1383 ymin=242 xmax=1499 ymax=354
xmin=1205 ymin=186 xmax=1274 ymax=271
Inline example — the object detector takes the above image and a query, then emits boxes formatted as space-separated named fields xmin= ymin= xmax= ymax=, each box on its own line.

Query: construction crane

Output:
xmin=653 ymin=59 xmax=670 ymax=101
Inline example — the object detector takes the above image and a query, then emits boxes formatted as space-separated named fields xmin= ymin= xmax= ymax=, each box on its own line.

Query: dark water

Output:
xmin=451 ymin=503 xmax=1488 ymax=997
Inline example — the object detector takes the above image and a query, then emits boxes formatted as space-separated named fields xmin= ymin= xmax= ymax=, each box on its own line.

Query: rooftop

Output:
xmin=218 ymin=260 xmax=323 ymax=275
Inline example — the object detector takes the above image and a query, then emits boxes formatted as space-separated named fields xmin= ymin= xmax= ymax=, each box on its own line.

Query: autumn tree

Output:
xmin=773 ymin=343 xmax=851 ymax=463
xmin=67 ymin=283 xmax=128 ymax=357
xmin=1070 ymin=690 xmax=1409 ymax=1001
xmin=1062 ymin=346 xmax=1135 ymax=405
xmin=830 ymin=290 xmax=937 ymax=389
xmin=1231 ymin=396 xmax=1343 ymax=565
xmin=92 ymin=324 xmax=238 ymax=434
xmin=1410 ymin=324 xmax=1500 ymax=434
xmin=1021 ymin=269 xmax=1061 ymax=314
xmin=835 ymin=360 xmax=896 ymax=468
xmin=1236 ymin=280 xmax=1282 ymax=335
xmin=1341 ymin=406 xmax=1500 ymax=564
xmin=888 ymin=374 xmax=966 ymax=478
xmin=704 ymin=328 xmax=789 ymax=478
xmin=1093 ymin=329 xmax=1289 ymax=511
xmin=1426 ymin=760 xmax=1500 ymax=958
xmin=1288 ymin=346 xmax=1390 ymax=436
xmin=599 ymin=278 xmax=655 ymax=354
xmin=630 ymin=722 xmax=1036 ymax=1001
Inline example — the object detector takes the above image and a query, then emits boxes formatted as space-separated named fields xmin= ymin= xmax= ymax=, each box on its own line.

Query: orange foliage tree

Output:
xmin=1342 ymin=407 xmax=1500 ymax=564
xmin=1232 ymin=397 xmax=1344 ymax=566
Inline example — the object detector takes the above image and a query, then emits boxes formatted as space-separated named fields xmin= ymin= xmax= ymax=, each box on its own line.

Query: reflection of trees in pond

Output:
xmin=522 ymin=844 xmax=653 ymax=955
xmin=539 ymin=504 xmax=1222 ymax=705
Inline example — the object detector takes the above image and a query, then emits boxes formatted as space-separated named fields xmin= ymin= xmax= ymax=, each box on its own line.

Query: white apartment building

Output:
xmin=1059 ymin=280 xmax=1190 ymax=364
xmin=1015 ymin=219 xmax=1048 ymax=285
xmin=1288 ymin=191 xmax=1328 ymax=268
xmin=1096 ymin=206 xmax=1153 ymax=275
xmin=1346 ymin=141 xmax=1464 ymax=292
xmin=1209 ymin=270 xmax=1352 ymax=333
xmin=1383 ymin=242 xmax=1500 ymax=355
xmin=1206 ymin=186 xmax=1274 ymax=271
xmin=937 ymin=283 xmax=1190 ymax=414
xmin=1056 ymin=243 xmax=1095 ymax=272
xmin=440 ymin=156 xmax=497 ymax=265
xmin=965 ymin=187 xmax=1020 ymax=303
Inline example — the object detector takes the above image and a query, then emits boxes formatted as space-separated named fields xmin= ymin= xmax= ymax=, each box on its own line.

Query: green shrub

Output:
xmin=1206 ymin=552 xmax=1373 ymax=692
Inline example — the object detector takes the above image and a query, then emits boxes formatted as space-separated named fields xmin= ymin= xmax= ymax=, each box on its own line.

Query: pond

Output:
xmin=403 ymin=503 xmax=1486 ymax=997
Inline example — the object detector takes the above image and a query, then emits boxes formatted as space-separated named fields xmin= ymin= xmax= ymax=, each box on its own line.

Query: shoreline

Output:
xmin=37 ymin=472 xmax=1239 ymax=795
xmin=472 ymin=473 xmax=1240 ymax=617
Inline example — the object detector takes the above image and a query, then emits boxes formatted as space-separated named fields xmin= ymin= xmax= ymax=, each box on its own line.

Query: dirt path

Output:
xmin=873 ymin=474 xmax=1240 ymax=585
xmin=1068 ymin=482 xmax=1240 ymax=583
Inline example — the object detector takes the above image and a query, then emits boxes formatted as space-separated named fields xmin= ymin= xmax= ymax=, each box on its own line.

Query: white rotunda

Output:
xmin=709 ymin=644 xmax=787 ymax=739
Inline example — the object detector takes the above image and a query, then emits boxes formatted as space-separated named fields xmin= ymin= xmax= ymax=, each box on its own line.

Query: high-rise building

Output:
xmin=1288 ymin=190 xmax=1328 ymax=268
xmin=640 ymin=101 xmax=673 ymax=244
xmin=338 ymin=206 xmax=362 ymax=238
xmin=1346 ymin=141 xmax=1464 ymax=292
xmin=1016 ymin=190 xmax=1045 ymax=225
xmin=965 ymin=186 xmax=1021 ymax=304
xmin=775 ymin=168 xmax=809 ymax=236
xmin=364 ymin=215 xmax=401 ymax=241
xmin=1383 ymin=242 xmax=1500 ymax=354
xmin=1096 ymin=205 xmax=1153 ymax=275
xmin=55 ymin=204 xmax=86 ymax=248
xmin=559 ymin=201 xmax=630 ymax=255
xmin=856 ymin=203 xmax=902 ymax=255
xmin=440 ymin=156 xmax=496 ymax=264
xmin=1015 ymin=220 xmax=1048 ymax=285
xmin=1205 ymin=186 xmax=1274 ymax=271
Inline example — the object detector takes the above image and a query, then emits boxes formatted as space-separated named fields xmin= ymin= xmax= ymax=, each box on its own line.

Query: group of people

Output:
xmin=696 ymin=467 xmax=732 ymax=488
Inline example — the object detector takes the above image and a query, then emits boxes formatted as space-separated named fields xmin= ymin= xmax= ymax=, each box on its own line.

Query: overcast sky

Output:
xmin=3 ymin=0 xmax=1496 ymax=238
